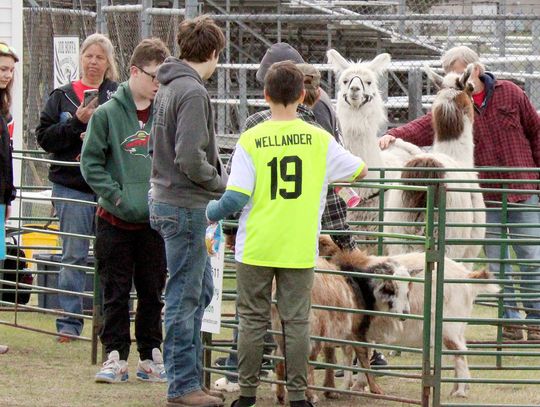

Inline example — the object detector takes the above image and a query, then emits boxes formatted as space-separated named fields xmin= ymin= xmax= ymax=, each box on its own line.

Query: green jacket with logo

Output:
xmin=81 ymin=81 xmax=153 ymax=223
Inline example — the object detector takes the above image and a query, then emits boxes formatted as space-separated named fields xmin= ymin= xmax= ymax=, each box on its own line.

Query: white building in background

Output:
xmin=431 ymin=0 xmax=538 ymax=33
xmin=0 ymin=0 xmax=23 ymax=222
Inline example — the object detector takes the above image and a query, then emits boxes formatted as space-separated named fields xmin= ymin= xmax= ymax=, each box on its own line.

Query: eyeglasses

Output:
xmin=135 ymin=65 xmax=157 ymax=81
xmin=0 ymin=44 xmax=19 ymax=62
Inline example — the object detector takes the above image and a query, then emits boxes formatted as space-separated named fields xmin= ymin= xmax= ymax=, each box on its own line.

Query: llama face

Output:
xmin=338 ymin=68 xmax=378 ymax=109
xmin=373 ymin=265 xmax=412 ymax=320
xmin=424 ymin=63 xmax=475 ymax=94
xmin=327 ymin=49 xmax=391 ymax=110
xmin=426 ymin=64 xmax=475 ymax=141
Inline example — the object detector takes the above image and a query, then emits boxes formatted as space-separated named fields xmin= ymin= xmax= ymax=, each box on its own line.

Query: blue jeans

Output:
xmin=52 ymin=183 xmax=96 ymax=336
xmin=485 ymin=195 xmax=540 ymax=320
xmin=149 ymin=200 xmax=214 ymax=399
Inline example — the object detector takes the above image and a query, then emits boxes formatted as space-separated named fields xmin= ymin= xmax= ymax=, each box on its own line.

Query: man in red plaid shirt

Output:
xmin=379 ymin=46 xmax=540 ymax=342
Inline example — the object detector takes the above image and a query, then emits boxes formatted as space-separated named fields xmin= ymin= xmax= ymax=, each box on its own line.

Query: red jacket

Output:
xmin=387 ymin=74 xmax=540 ymax=204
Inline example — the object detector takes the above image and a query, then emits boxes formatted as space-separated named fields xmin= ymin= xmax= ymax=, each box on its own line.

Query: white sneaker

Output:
xmin=213 ymin=377 xmax=240 ymax=393
xmin=136 ymin=348 xmax=167 ymax=382
xmin=95 ymin=350 xmax=128 ymax=383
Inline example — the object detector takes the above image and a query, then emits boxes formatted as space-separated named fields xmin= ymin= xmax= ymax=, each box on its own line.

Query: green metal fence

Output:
xmin=2 ymin=155 xmax=540 ymax=406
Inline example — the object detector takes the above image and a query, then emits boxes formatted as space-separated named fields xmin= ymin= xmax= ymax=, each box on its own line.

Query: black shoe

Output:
xmin=370 ymin=351 xmax=388 ymax=366
xmin=230 ymin=396 xmax=256 ymax=407
xmin=290 ymin=401 xmax=315 ymax=407
xmin=215 ymin=357 xmax=228 ymax=367
xmin=334 ymin=369 xmax=345 ymax=378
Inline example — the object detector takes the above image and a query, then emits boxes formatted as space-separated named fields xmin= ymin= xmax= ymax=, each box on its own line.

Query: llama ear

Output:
xmin=367 ymin=53 xmax=391 ymax=74
xmin=460 ymin=63 xmax=475 ymax=94
xmin=423 ymin=64 xmax=444 ymax=90
xmin=326 ymin=49 xmax=350 ymax=73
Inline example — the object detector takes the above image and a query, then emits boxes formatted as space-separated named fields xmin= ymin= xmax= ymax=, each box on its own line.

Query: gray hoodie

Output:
xmin=150 ymin=57 xmax=227 ymax=208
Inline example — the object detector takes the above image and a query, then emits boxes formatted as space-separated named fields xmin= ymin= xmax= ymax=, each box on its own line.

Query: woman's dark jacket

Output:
xmin=36 ymin=79 xmax=117 ymax=192
xmin=0 ymin=114 xmax=15 ymax=205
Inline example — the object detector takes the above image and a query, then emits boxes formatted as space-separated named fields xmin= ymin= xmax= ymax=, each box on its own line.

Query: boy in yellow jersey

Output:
xmin=206 ymin=61 xmax=367 ymax=407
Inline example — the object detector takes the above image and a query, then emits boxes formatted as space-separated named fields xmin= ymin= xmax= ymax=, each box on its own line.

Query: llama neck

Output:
xmin=433 ymin=116 xmax=474 ymax=168
xmin=337 ymin=98 xmax=386 ymax=170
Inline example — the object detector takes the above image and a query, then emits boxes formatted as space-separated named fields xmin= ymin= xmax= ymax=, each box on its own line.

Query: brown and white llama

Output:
xmin=271 ymin=256 xmax=412 ymax=404
xmin=326 ymin=49 xmax=423 ymax=244
xmin=384 ymin=63 xmax=486 ymax=264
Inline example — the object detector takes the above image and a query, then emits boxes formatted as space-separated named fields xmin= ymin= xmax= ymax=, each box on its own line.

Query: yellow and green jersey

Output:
xmin=227 ymin=118 xmax=364 ymax=268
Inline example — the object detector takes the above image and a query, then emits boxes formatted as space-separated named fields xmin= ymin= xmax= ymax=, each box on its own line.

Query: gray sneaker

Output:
xmin=95 ymin=350 xmax=129 ymax=383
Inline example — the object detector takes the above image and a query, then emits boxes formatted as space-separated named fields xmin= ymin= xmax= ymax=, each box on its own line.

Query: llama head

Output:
xmin=425 ymin=63 xmax=476 ymax=142
xmin=334 ymin=251 xmax=412 ymax=320
xmin=424 ymin=63 xmax=476 ymax=95
xmin=372 ymin=265 xmax=412 ymax=320
xmin=327 ymin=49 xmax=391 ymax=110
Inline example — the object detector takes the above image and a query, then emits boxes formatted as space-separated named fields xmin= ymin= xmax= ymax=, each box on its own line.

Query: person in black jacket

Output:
xmin=36 ymin=33 xmax=118 ymax=341
xmin=0 ymin=42 xmax=19 ymax=355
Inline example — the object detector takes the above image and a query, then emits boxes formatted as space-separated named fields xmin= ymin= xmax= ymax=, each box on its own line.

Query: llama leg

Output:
xmin=323 ymin=347 xmax=339 ymax=399
xmin=445 ymin=337 xmax=470 ymax=398
xmin=353 ymin=346 xmax=383 ymax=395
xmin=340 ymin=345 xmax=355 ymax=391
xmin=273 ymin=341 xmax=287 ymax=405
xmin=274 ymin=360 xmax=286 ymax=405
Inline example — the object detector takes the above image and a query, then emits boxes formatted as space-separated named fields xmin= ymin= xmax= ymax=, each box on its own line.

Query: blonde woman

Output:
xmin=36 ymin=33 xmax=118 ymax=341
xmin=0 ymin=42 xmax=19 ymax=355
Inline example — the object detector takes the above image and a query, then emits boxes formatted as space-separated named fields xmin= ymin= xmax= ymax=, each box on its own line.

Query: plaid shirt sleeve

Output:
xmin=386 ymin=112 xmax=435 ymax=147
xmin=518 ymin=88 xmax=540 ymax=167
xmin=321 ymin=188 xmax=356 ymax=251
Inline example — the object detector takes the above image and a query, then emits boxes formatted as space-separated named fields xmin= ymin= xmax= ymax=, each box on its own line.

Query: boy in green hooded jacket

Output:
xmin=81 ymin=38 xmax=170 ymax=384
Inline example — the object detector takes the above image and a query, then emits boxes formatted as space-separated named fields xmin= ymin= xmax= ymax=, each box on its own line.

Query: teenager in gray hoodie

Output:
xmin=149 ymin=16 xmax=227 ymax=407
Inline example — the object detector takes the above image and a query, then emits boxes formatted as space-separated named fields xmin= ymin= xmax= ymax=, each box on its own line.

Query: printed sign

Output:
xmin=54 ymin=36 xmax=79 ymax=88
xmin=202 ymin=241 xmax=226 ymax=334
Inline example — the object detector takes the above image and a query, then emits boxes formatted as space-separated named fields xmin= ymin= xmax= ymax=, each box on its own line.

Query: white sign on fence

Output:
xmin=202 ymin=241 xmax=225 ymax=334
xmin=54 ymin=36 xmax=79 ymax=89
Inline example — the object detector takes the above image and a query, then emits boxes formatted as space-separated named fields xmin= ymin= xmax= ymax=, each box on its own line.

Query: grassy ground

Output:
xmin=1 ymin=302 xmax=539 ymax=406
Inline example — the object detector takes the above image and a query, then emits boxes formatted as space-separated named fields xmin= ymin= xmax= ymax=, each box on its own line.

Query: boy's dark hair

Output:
xmin=264 ymin=61 xmax=304 ymax=107
xmin=130 ymin=38 xmax=171 ymax=68
xmin=177 ymin=15 xmax=225 ymax=63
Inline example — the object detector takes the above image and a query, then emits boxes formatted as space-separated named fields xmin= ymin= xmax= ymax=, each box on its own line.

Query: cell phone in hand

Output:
xmin=83 ymin=89 xmax=99 ymax=107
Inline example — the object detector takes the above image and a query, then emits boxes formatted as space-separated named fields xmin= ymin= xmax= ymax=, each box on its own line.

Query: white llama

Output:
xmin=326 ymin=49 xmax=422 ymax=244
xmin=327 ymin=49 xmax=422 ymax=191
xmin=384 ymin=64 xmax=486 ymax=264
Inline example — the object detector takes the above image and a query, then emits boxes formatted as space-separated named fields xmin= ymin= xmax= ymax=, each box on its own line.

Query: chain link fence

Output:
xmin=18 ymin=0 xmax=540 ymax=221
xmin=23 ymin=1 xmax=540 ymax=152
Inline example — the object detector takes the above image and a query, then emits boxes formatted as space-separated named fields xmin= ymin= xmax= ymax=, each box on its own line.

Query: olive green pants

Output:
xmin=236 ymin=262 xmax=314 ymax=402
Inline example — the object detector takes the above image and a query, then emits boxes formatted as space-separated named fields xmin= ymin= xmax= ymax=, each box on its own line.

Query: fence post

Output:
xmin=239 ymin=68 xmax=248 ymax=132
xmin=141 ymin=0 xmax=153 ymax=39
xmin=408 ymin=68 xmax=423 ymax=121
xmin=96 ymin=0 xmax=108 ymax=34
xmin=91 ymin=261 xmax=103 ymax=365
xmin=380 ymin=71 xmax=389 ymax=134
xmin=172 ymin=0 xmax=180 ymax=57
xmin=495 ymin=0 xmax=507 ymax=57
xmin=217 ymin=68 xmax=226 ymax=135
xmin=398 ymin=0 xmax=405 ymax=35
xmin=526 ymin=21 xmax=540 ymax=110
xmin=496 ymin=184 xmax=510 ymax=369
xmin=432 ymin=185 xmax=448 ymax=407
xmin=421 ymin=185 xmax=437 ymax=407
xmin=185 ymin=0 xmax=199 ymax=19
xmin=446 ymin=21 xmax=455 ymax=50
